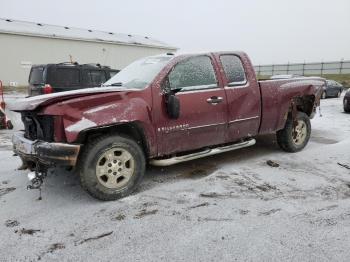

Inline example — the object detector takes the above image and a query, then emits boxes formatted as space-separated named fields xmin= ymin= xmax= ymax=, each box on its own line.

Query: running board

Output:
xmin=150 ymin=139 xmax=256 ymax=166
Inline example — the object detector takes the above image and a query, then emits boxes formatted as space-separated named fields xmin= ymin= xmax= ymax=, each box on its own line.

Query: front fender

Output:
xmin=63 ymin=98 xmax=153 ymax=143
xmin=41 ymin=90 xmax=155 ymax=144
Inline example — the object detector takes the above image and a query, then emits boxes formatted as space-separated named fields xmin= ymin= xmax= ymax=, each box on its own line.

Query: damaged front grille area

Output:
xmin=21 ymin=112 xmax=54 ymax=142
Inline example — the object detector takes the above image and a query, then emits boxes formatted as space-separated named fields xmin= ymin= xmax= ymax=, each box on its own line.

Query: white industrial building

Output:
xmin=0 ymin=18 xmax=177 ymax=87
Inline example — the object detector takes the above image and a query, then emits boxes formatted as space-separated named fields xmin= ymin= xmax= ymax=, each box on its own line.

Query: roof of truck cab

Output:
xmin=172 ymin=51 xmax=246 ymax=56
xmin=0 ymin=18 xmax=177 ymax=50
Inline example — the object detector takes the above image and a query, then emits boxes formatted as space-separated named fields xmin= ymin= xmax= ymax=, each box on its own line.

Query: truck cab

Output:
xmin=151 ymin=53 xmax=261 ymax=155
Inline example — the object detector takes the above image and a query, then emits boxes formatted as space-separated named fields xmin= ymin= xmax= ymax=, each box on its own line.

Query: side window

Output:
xmin=55 ymin=68 xmax=80 ymax=86
xmin=84 ymin=70 xmax=107 ymax=86
xmin=168 ymin=56 xmax=217 ymax=91
xmin=220 ymin=55 xmax=246 ymax=86
xmin=87 ymin=70 xmax=107 ymax=85
xmin=109 ymin=70 xmax=119 ymax=79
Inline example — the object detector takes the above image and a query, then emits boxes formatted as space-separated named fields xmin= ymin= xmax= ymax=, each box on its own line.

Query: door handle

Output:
xmin=207 ymin=96 xmax=223 ymax=105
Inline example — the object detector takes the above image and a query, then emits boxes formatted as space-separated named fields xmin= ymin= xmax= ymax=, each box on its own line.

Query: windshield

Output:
xmin=104 ymin=56 xmax=173 ymax=89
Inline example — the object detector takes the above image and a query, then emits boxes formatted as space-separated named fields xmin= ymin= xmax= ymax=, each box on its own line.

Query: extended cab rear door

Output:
xmin=216 ymin=54 xmax=261 ymax=141
xmin=155 ymin=55 xmax=229 ymax=155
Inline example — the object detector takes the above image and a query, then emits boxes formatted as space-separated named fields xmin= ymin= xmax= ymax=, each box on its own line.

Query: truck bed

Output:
xmin=258 ymin=77 xmax=325 ymax=134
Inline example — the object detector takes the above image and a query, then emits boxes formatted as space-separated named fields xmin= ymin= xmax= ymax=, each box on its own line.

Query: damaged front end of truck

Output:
xmin=12 ymin=111 xmax=81 ymax=190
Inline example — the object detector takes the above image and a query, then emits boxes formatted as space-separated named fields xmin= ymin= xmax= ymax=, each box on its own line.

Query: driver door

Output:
xmin=156 ymin=55 xmax=228 ymax=156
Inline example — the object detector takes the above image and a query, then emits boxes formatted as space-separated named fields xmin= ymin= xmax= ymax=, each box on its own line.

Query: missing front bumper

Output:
xmin=12 ymin=132 xmax=81 ymax=166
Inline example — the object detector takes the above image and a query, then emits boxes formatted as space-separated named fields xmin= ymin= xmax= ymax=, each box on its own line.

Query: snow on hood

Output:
xmin=65 ymin=117 xmax=97 ymax=132
xmin=8 ymin=86 xmax=140 ymax=111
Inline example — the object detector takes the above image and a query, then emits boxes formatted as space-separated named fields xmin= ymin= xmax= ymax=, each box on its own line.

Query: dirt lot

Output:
xmin=1 ymin=93 xmax=350 ymax=261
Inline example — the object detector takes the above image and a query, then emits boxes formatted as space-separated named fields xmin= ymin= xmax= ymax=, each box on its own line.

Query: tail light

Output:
xmin=43 ymin=84 xmax=53 ymax=94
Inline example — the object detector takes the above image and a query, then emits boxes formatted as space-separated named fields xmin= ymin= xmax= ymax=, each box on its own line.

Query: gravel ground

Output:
xmin=0 ymin=93 xmax=350 ymax=261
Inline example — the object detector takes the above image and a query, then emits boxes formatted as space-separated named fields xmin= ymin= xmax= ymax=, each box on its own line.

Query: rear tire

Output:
xmin=321 ymin=91 xmax=327 ymax=99
xmin=277 ymin=112 xmax=311 ymax=152
xmin=78 ymin=134 xmax=146 ymax=201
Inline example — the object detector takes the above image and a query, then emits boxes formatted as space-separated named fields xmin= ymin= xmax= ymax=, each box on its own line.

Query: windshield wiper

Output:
xmin=104 ymin=82 xmax=123 ymax=87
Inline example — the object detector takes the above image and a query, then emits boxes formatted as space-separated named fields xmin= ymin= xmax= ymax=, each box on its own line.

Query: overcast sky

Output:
xmin=0 ymin=0 xmax=349 ymax=64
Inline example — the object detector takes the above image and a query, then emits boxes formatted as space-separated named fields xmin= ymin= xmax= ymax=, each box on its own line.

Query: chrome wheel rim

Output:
xmin=322 ymin=92 xmax=326 ymax=99
xmin=293 ymin=120 xmax=307 ymax=146
xmin=96 ymin=148 xmax=135 ymax=189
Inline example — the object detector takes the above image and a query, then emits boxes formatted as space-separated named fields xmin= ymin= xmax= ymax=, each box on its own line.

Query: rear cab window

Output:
xmin=220 ymin=55 xmax=247 ymax=86
xmin=168 ymin=56 xmax=218 ymax=92
xmin=29 ymin=67 xmax=45 ymax=85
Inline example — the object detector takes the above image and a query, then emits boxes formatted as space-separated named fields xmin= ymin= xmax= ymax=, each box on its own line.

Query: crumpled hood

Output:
xmin=8 ymin=86 xmax=139 ymax=111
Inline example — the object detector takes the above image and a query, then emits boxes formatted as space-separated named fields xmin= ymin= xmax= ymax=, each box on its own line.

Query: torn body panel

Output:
xmin=40 ymin=88 xmax=158 ymax=156
xmin=258 ymin=77 xmax=324 ymax=134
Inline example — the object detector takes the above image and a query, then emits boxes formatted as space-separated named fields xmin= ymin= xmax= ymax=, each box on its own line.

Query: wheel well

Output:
xmin=77 ymin=122 xmax=149 ymax=157
xmin=291 ymin=95 xmax=316 ymax=117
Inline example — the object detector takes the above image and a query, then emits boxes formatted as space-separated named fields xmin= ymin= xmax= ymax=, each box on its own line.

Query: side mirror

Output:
xmin=166 ymin=93 xmax=180 ymax=119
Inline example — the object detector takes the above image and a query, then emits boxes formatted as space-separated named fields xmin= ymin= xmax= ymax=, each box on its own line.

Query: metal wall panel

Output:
xmin=0 ymin=33 xmax=175 ymax=86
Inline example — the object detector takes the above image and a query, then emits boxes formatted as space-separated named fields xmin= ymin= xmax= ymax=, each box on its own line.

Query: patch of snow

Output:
xmin=1 ymin=93 xmax=350 ymax=261
xmin=65 ymin=117 xmax=97 ymax=132
xmin=85 ymin=104 xmax=118 ymax=114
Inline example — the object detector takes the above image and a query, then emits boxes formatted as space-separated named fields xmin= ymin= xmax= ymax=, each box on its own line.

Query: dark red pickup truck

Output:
xmin=11 ymin=52 xmax=325 ymax=200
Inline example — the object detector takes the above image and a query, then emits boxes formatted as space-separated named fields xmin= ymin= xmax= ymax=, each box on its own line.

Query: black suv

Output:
xmin=28 ymin=63 xmax=119 ymax=96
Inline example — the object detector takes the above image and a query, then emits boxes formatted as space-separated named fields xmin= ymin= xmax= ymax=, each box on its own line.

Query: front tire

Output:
xmin=321 ymin=91 xmax=327 ymax=99
xmin=78 ymin=134 xmax=146 ymax=201
xmin=276 ymin=112 xmax=311 ymax=152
